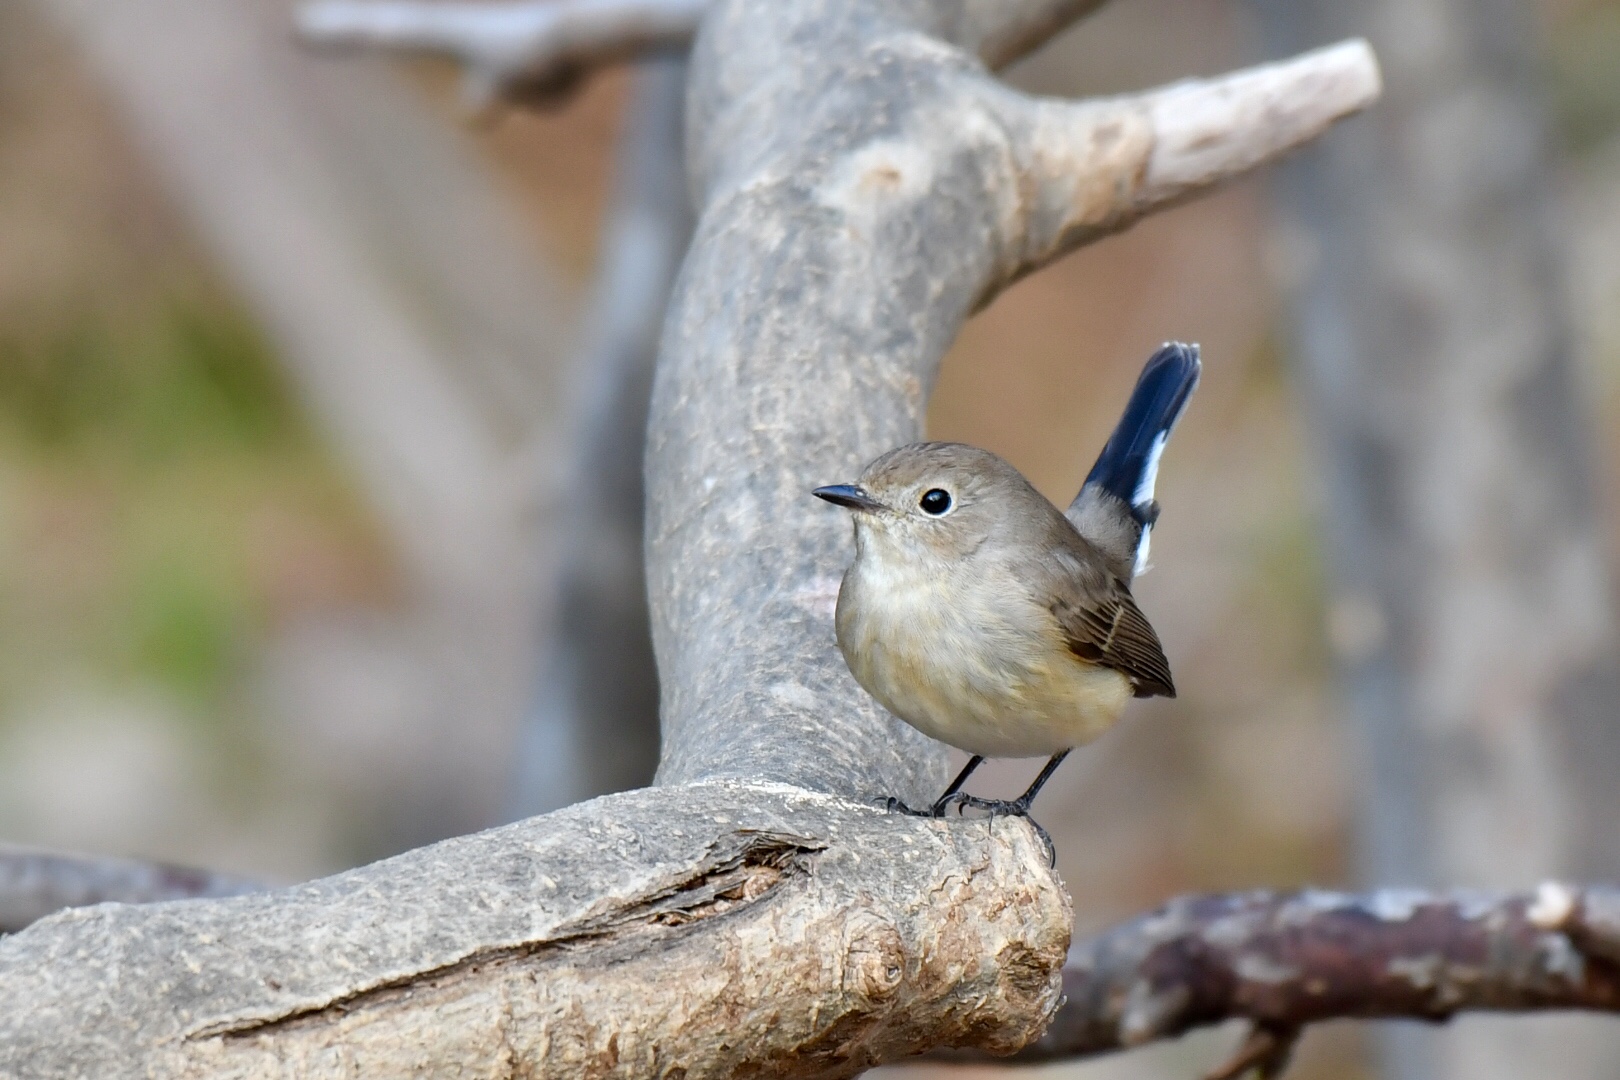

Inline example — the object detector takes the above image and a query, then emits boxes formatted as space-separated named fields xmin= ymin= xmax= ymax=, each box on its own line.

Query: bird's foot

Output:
xmin=876 ymin=796 xmax=934 ymax=817
xmin=881 ymin=793 xmax=976 ymax=819
xmin=951 ymin=795 xmax=1056 ymax=866
xmin=930 ymin=790 xmax=976 ymax=817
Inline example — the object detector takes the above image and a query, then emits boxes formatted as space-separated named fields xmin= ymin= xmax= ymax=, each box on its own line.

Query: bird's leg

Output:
xmin=956 ymin=751 xmax=1070 ymax=815
xmin=879 ymin=755 xmax=985 ymax=817
xmin=953 ymin=751 xmax=1071 ymax=865
xmin=929 ymin=755 xmax=984 ymax=816
xmin=1010 ymin=750 xmax=1070 ymax=812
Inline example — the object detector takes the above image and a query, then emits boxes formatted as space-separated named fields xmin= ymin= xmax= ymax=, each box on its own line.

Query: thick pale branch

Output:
xmin=295 ymin=0 xmax=704 ymax=105
xmin=1019 ymin=888 xmax=1620 ymax=1066
xmin=1006 ymin=39 xmax=1381 ymax=281
xmin=0 ymin=785 xmax=1067 ymax=1078
xmin=0 ymin=844 xmax=262 ymax=934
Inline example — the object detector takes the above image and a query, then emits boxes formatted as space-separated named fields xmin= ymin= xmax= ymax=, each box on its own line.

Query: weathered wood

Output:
xmin=0 ymin=785 xmax=1067 ymax=1078
xmin=650 ymin=15 xmax=1377 ymax=799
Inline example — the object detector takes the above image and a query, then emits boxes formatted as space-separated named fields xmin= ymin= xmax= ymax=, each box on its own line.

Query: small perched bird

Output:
xmin=813 ymin=342 xmax=1201 ymax=851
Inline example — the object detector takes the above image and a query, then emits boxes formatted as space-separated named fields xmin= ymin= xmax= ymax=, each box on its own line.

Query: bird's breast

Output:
xmin=835 ymin=551 xmax=1131 ymax=757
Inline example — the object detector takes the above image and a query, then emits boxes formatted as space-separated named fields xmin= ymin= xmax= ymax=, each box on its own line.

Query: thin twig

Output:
xmin=1205 ymin=1024 xmax=1300 ymax=1080
xmin=295 ymin=0 xmax=705 ymax=107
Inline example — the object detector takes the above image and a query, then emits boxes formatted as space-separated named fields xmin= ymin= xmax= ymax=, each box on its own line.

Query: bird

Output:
xmin=812 ymin=342 xmax=1200 ymax=855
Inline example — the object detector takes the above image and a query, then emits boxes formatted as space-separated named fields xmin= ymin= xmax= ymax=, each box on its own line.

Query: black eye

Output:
xmin=919 ymin=488 xmax=952 ymax=516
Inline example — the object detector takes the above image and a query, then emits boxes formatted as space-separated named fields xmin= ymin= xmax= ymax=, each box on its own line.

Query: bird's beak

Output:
xmin=813 ymin=484 xmax=884 ymax=513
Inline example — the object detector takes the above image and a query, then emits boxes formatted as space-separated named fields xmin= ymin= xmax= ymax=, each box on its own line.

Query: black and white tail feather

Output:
xmin=1067 ymin=342 xmax=1201 ymax=581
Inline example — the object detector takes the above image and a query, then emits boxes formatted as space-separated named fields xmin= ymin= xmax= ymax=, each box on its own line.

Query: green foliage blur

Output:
xmin=0 ymin=289 xmax=376 ymax=733
xmin=0 ymin=298 xmax=298 ymax=456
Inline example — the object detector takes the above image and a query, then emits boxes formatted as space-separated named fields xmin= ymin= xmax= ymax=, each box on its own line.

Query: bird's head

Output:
xmin=813 ymin=442 xmax=1047 ymax=564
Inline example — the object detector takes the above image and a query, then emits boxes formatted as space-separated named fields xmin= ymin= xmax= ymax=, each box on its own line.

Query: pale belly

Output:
xmin=836 ymin=569 xmax=1133 ymax=758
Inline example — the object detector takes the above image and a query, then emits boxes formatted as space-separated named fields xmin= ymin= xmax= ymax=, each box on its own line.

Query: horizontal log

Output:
xmin=0 ymin=784 xmax=1068 ymax=1078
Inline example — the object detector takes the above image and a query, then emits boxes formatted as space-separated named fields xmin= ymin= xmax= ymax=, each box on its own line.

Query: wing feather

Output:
xmin=1050 ymin=581 xmax=1175 ymax=699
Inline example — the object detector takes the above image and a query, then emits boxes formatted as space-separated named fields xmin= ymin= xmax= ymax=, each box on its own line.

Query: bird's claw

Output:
xmin=877 ymin=796 xmax=932 ymax=817
xmin=880 ymin=794 xmax=974 ymax=819
xmin=879 ymin=794 xmax=1057 ymax=865
xmin=950 ymin=796 xmax=1056 ymax=866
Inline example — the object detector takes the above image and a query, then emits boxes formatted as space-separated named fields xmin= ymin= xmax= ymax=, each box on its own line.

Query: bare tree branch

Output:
xmin=0 ymin=1 xmax=1380 ymax=1074
xmin=1528 ymin=882 xmax=1620 ymax=965
xmin=1014 ymin=887 xmax=1620 ymax=1066
xmin=296 ymin=0 xmax=706 ymax=107
xmin=996 ymin=39 xmax=1380 ymax=290
xmin=291 ymin=0 xmax=1118 ymax=104
xmin=924 ymin=0 xmax=1112 ymax=70
xmin=0 ymin=845 xmax=262 ymax=935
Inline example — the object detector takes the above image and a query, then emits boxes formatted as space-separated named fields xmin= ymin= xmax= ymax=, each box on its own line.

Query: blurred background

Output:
xmin=3 ymin=0 xmax=1620 ymax=1076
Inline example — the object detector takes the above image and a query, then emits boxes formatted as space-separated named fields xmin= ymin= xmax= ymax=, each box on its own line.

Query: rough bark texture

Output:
xmin=0 ymin=784 xmax=1068 ymax=1078
xmin=0 ymin=1 xmax=1378 ymax=1074
xmin=513 ymin=56 xmax=690 ymax=815
xmin=1259 ymin=0 xmax=1620 ymax=1076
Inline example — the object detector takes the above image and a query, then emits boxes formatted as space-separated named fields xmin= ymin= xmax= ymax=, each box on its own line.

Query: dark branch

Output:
xmin=0 ymin=844 xmax=263 ymax=934
xmin=1205 ymin=1023 xmax=1299 ymax=1080
xmin=1016 ymin=887 xmax=1620 ymax=1067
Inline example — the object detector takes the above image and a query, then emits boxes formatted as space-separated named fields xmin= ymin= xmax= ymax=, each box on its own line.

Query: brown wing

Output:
xmin=1049 ymin=577 xmax=1175 ymax=699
